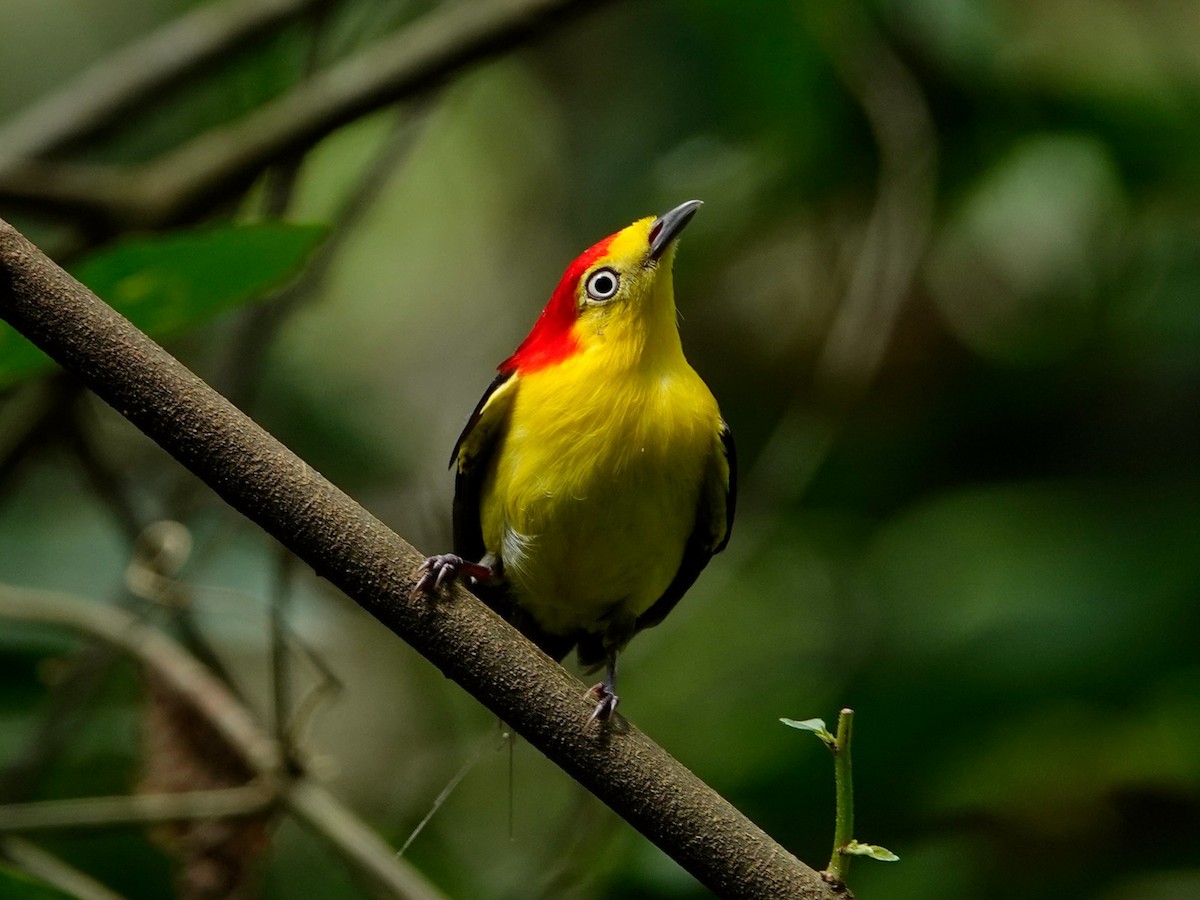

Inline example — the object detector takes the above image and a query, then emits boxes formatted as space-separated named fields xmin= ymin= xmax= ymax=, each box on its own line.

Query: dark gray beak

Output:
xmin=648 ymin=199 xmax=703 ymax=261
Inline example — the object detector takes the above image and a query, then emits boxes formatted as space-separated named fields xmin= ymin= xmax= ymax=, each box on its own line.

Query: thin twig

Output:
xmin=258 ymin=0 xmax=332 ymax=221
xmin=826 ymin=709 xmax=855 ymax=884
xmin=0 ymin=637 xmax=125 ymax=804
xmin=64 ymin=404 xmax=146 ymax=541
xmin=279 ymin=637 xmax=344 ymax=752
xmin=286 ymin=779 xmax=450 ymax=900
xmin=270 ymin=547 xmax=295 ymax=763
xmin=397 ymin=728 xmax=504 ymax=859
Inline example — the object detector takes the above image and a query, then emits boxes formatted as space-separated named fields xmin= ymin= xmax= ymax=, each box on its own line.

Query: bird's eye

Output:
xmin=584 ymin=268 xmax=620 ymax=302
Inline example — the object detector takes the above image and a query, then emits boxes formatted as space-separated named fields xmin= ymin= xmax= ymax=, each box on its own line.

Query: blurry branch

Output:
xmin=286 ymin=779 xmax=450 ymax=900
xmin=0 ymin=636 xmax=123 ymax=804
xmin=0 ymin=527 xmax=149 ymax=806
xmin=0 ymin=836 xmax=126 ymax=900
xmin=0 ymin=526 xmax=191 ymax=806
xmin=534 ymin=786 xmax=621 ymax=899
xmin=167 ymin=6 xmax=339 ymax=518
xmin=220 ymin=101 xmax=432 ymax=405
xmin=0 ymin=220 xmax=843 ymax=900
xmin=809 ymin=1 xmax=936 ymax=401
xmin=749 ymin=1 xmax=936 ymax=504
xmin=270 ymin=549 xmax=296 ymax=762
xmin=259 ymin=0 xmax=336 ymax=222
xmin=259 ymin=552 xmax=343 ymax=755
xmin=0 ymin=585 xmax=282 ymax=778
xmin=0 ymin=381 xmax=62 ymax=471
xmin=0 ymin=583 xmax=448 ymax=900
xmin=0 ymin=521 xmax=236 ymax=821
xmin=0 ymin=0 xmax=330 ymax=168
xmin=0 ymin=785 xmax=276 ymax=832
xmin=65 ymin=405 xmax=146 ymax=540
xmin=0 ymin=0 xmax=616 ymax=230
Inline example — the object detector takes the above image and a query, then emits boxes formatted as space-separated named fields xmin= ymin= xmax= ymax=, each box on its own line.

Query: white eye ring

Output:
xmin=584 ymin=268 xmax=620 ymax=302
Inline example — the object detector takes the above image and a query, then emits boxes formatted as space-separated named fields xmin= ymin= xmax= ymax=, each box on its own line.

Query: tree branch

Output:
xmin=0 ymin=584 xmax=281 ymax=779
xmin=0 ymin=836 xmax=126 ymax=900
xmin=744 ymin=1 xmax=936 ymax=510
xmin=0 ymin=0 xmax=617 ymax=229
xmin=0 ymin=0 xmax=329 ymax=169
xmin=0 ymin=219 xmax=840 ymax=898
xmin=218 ymin=102 xmax=433 ymax=405
xmin=809 ymin=0 xmax=936 ymax=399
xmin=0 ymin=581 xmax=448 ymax=900
xmin=0 ymin=785 xmax=275 ymax=833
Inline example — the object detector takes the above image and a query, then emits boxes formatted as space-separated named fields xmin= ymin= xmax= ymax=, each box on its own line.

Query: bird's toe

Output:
xmin=585 ymin=682 xmax=620 ymax=724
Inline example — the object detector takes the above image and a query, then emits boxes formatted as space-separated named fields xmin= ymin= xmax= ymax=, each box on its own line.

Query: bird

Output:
xmin=413 ymin=200 xmax=736 ymax=722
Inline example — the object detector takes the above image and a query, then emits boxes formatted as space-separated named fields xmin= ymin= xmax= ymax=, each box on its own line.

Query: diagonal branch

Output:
xmin=0 ymin=0 xmax=329 ymax=168
xmin=0 ymin=836 xmax=126 ymax=900
xmin=0 ymin=0 xmax=618 ymax=229
xmin=286 ymin=779 xmax=449 ymax=900
xmin=0 ymin=218 xmax=841 ymax=899
xmin=0 ymin=584 xmax=281 ymax=779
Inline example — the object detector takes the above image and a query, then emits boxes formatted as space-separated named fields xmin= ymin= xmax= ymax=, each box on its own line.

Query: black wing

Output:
xmin=632 ymin=419 xmax=737 ymax=635
xmin=450 ymin=371 xmax=514 ymax=564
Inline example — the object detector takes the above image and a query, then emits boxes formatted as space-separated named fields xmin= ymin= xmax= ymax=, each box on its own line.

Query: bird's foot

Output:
xmin=410 ymin=554 xmax=495 ymax=598
xmin=584 ymin=681 xmax=620 ymax=724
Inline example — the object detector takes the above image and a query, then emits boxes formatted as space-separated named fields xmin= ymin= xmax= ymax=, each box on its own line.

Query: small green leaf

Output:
xmin=780 ymin=716 xmax=836 ymax=747
xmin=0 ymin=222 xmax=327 ymax=387
xmin=842 ymin=840 xmax=900 ymax=862
xmin=780 ymin=716 xmax=828 ymax=733
xmin=0 ymin=864 xmax=76 ymax=899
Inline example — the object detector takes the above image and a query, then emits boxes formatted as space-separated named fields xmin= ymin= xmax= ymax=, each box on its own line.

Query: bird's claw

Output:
xmin=411 ymin=554 xmax=497 ymax=599
xmin=410 ymin=553 xmax=466 ymax=598
xmin=585 ymin=682 xmax=620 ymax=724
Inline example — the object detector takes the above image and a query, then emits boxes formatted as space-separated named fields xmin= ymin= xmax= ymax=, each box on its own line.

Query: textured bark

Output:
xmin=0 ymin=218 xmax=844 ymax=899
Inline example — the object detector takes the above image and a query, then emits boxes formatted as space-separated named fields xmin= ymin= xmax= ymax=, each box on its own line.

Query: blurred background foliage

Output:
xmin=1 ymin=0 xmax=1198 ymax=897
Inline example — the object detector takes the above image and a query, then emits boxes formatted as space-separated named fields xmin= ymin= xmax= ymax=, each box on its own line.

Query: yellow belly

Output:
xmin=480 ymin=350 xmax=719 ymax=637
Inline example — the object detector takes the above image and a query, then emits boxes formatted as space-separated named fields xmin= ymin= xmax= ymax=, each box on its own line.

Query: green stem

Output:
xmin=826 ymin=708 xmax=855 ymax=883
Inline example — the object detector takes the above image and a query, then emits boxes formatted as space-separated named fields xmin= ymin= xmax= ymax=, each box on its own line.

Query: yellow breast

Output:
xmin=480 ymin=342 xmax=720 ymax=637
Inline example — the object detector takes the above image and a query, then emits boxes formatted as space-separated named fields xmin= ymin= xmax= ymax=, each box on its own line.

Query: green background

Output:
xmin=1 ymin=1 xmax=1198 ymax=897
